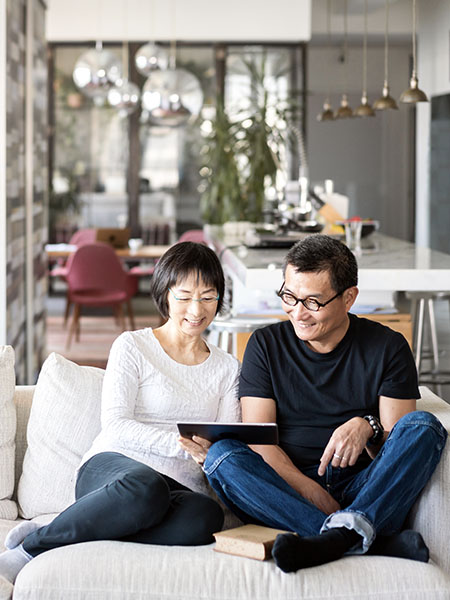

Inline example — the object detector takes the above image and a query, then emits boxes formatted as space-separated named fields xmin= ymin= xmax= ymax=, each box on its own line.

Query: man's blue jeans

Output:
xmin=203 ymin=411 xmax=447 ymax=553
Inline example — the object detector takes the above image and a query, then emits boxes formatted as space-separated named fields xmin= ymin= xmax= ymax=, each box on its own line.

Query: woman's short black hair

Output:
xmin=151 ymin=241 xmax=225 ymax=318
xmin=284 ymin=234 xmax=358 ymax=293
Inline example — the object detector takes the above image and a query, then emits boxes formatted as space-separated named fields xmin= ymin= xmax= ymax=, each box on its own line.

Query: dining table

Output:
xmin=45 ymin=243 xmax=172 ymax=262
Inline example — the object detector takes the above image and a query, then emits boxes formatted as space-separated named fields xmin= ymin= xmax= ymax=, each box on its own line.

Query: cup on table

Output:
xmin=128 ymin=238 xmax=143 ymax=254
xmin=344 ymin=220 xmax=362 ymax=253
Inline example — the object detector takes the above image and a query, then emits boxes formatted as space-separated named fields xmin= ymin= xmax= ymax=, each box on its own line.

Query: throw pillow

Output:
xmin=17 ymin=352 xmax=104 ymax=519
xmin=0 ymin=345 xmax=18 ymax=519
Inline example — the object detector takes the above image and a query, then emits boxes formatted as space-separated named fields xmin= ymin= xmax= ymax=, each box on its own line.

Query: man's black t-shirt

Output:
xmin=239 ymin=313 xmax=420 ymax=469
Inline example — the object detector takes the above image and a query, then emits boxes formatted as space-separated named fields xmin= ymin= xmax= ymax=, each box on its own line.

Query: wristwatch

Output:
xmin=363 ymin=415 xmax=384 ymax=445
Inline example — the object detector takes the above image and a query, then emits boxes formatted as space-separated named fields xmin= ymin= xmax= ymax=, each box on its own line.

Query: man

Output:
xmin=182 ymin=235 xmax=447 ymax=573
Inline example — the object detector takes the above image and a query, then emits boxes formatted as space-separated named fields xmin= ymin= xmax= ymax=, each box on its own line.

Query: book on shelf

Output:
xmin=213 ymin=524 xmax=290 ymax=561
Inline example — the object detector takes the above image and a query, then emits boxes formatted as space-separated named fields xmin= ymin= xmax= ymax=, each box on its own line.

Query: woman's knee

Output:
xmin=119 ymin=468 xmax=170 ymax=519
xmin=178 ymin=494 xmax=224 ymax=545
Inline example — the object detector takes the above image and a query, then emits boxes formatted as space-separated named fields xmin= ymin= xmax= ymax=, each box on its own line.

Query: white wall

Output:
xmin=416 ymin=0 xmax=450 ymax=247
xmin=0 ymin=0 xmax=6 ymax=345
xmin=46 ymin=0 xmax=311 ymax=42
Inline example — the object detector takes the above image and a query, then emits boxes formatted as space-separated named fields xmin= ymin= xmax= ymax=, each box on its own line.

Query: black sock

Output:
xmin=368 ymin=530 xmax=429 ymax=562
xmin=271 ymin=527 xmax=362 ymax=573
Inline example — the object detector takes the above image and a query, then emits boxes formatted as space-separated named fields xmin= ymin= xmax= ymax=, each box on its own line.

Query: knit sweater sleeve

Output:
xmin=100 ymin=332 xmax=183 ymax=459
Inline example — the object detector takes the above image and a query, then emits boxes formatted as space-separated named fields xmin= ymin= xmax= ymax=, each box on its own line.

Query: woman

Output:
xmin=0 ymin=242 xmax=240 ymax=584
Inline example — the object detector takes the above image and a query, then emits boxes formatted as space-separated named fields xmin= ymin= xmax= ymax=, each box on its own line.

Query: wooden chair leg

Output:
xmin=63 ymin=295 xmax=72 ymax=327
xmin=117 ymin=304 xmax=126 ymax=332
xmin=126 ymin=299 xmax=135 ymax=330
xmin=66 ymin=303 xmax=81 ymax=350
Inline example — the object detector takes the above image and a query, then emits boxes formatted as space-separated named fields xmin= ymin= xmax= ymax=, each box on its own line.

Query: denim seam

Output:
xmin=203 ymin=447 xmax=249 ymax=476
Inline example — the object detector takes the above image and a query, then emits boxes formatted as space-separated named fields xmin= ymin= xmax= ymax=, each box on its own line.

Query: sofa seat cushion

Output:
xmin=0 ymin=346 xmax=17 ymax=520
xmin=17 ymin=353 xmax=104 ymax=519
xmin=12 ymin=541 xmax=450 ymax=600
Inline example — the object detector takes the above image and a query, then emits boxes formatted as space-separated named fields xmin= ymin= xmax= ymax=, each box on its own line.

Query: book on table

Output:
xmin=213 ymin=524 xmax=291 ymax=561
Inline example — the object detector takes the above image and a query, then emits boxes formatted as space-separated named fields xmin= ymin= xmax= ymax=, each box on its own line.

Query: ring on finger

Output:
xmin=333 ymin=453 xmax=343 ymax=460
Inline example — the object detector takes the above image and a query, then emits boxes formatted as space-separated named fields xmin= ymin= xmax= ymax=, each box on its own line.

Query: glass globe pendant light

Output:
xmin=400 ymin=0 xmax=428 ymax=103
xmin=373 ymin=0 xmax=398 ymax=110
xmin=141 ymin=41 xmax=203 ymax=127
xmin=135 ymin=1 xmax=168 ymax=76
xmin=108 ymin=42 xmax=141 ymax=117
xmin=73 ymin=41 xmax=121 ymax=106
xmin=317 ymin=0 xmax=335 ymax=122
xmin=354 ymin=0 xmax=375 ymax=117
xmin=335 ymin=0 xmax=353 ymax=119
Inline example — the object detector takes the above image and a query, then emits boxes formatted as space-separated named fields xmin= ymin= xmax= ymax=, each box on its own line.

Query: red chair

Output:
xmin=177 ymin=229 xmax=205 ymax=243
xmin=49 ymin=229 xmax=98 ymax=323
xmin=65 ymin=243 xmax=136 ymax=350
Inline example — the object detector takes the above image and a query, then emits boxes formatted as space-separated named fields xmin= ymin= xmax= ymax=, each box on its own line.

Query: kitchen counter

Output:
xmin=206 ymin=230 xmax=450 ymax=314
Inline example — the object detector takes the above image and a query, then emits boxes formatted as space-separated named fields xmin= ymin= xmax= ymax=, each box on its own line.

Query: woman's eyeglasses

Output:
xmin=168 ymin=288 xmax=219 ymax=304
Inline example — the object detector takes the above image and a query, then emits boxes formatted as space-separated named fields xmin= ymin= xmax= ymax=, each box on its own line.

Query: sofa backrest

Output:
xmin=12 ymin=386 xmax=35 ymax=500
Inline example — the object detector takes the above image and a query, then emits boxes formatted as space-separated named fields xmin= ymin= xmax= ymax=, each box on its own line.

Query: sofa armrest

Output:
xmin=13 ymin=386 xmax=35 ymax=499
xmin=405 ymin=386 xmax=450 ymax=571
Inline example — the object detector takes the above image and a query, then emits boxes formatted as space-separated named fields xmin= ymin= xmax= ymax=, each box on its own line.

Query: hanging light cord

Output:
xmin=343 ymin=0 xmax=349 ymax=97
xmin=383 ymin=0 xmax=390 ymax=86
xmin=326 ymin=0 xmax=332 ymax=103
xmin=411 ymin=0 xmax=417 ymax=78
xmin=362 ymin=0 xmax=368 ymax=96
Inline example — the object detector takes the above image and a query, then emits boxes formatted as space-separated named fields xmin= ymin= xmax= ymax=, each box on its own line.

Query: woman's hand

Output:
xmin=178 ymin=435 xmax=212 ymax=466
xmin=318 ymin=417 xmax=373 ymax=476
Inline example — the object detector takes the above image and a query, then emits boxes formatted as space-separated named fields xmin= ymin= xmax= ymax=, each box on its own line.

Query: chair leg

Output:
xmin=126 ymin=299 xmax=136 ymax=331
xmin=66 ymin=304 xmax=81 ymax=350
xmin=63 ymin=295 xmax=72 ymax=327
xmin=117 ymin=304 xmax=126 ymax=332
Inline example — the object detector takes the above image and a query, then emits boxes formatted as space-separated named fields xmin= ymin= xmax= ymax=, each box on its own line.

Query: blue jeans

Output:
xmin=23 ymin=452 xmax=224 ymax=556
xmin=203 ymin=411 xmax=447 ymax=553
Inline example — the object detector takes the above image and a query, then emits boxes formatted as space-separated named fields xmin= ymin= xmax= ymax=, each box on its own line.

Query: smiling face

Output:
xmin=167 ymin=272 xmax=219 ymax=337
xmin=282 ymin=264 xmax=358 ymax=353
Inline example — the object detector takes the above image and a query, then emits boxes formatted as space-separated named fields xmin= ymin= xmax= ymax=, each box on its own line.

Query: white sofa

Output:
xmin=1 ymin=345 xmax=450 ymax=600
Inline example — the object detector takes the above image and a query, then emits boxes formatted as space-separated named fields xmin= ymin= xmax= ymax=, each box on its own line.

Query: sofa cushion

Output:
xmin=0 ymin=346 xmax=18 ymax=520
xmin=17 ymin=353 xmax=104 ymax=519
xmin=12 ymin=541 xmax=450 ymax=600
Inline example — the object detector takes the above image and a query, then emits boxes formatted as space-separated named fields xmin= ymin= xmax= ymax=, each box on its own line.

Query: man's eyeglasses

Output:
xmin=276 ymin=282 xmax=343 ymax=312
xmin=168 ymin=288 xmax=219 ymax=304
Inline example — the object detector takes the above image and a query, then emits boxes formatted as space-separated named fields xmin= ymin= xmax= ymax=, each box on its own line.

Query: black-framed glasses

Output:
xmin=168 ymin=288 xmax=219 ymax=304
xmin=276 ymin=282 xmax=344 ymax=312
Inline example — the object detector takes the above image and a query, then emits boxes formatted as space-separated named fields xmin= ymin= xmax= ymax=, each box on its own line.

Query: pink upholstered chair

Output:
xmin=65 ymin=243 xmax=136 ymax=349
xmin=177 ymin=229 xmax=206 ymax=243
xmin=49 ymin=229 xmax=98 ymax=324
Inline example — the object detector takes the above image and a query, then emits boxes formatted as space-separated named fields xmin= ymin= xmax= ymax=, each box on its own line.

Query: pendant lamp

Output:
xmin=373 ymin=0 xmax=398 ymax=110
xmin=400 ymin=0 xmax=428 ymax=103
xmin=335 ymin=0 xmax=353 ymax=119
xmin=317 ymin=0 xmax=335 ymax=122
xmin=135 ymin=2 xmax=168 ymax=75
xmin=108 ymin=43 xmax=141 ymax=117
xmin=354 ymin=0 xmax=375 ymax=117
xmin=73 ymin=41 xmax=121 ymax=106
xmin=142 ymin=41 xmax=203 ymax=127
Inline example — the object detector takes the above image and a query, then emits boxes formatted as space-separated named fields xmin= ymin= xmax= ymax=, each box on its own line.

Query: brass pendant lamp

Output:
xmin=354 ymin=0 xmax=375 ymax=117
xmin=373 ymin=0 xmax=398 ymax=110
xmin=335 ymin=0 xmax=353 ymax=119
xmin=317 ymin=0 xmax=335 ymax=122
xmin=400 ymin=0 xmax=428 ymax=103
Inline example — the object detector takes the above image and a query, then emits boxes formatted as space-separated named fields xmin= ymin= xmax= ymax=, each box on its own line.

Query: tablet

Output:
xmin=177 ymin=422 xmax=278 ymax=445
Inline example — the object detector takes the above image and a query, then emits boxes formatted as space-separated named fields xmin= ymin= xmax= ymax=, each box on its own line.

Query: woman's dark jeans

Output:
xmin=23 ymin=452 xmax=224 ymax=556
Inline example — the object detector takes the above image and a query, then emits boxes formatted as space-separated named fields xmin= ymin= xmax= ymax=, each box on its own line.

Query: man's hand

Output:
xmin=178 ymin=435 xmax=212 ymax=466
xmin=318 ymin=417 xmax=373 ymax=476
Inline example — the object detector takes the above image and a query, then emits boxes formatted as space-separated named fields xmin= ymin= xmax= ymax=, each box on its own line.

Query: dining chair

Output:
xmin=49 ymin=228 xmax=97 ymax=323
xmin=65 ymin=243 xmax=137 ymax=350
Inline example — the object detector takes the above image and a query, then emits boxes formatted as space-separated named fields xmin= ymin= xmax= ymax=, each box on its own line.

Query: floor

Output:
xmin=46 ymin=292 xmax=450 ymax=403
